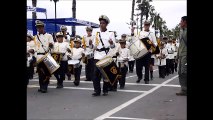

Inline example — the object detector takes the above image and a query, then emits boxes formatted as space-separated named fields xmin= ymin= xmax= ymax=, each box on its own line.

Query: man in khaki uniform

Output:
xmin=176 ymin=16 xmax=187 ymax=96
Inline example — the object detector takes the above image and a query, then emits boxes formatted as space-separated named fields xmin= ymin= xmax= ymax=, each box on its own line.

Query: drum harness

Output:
xmin=36 ymin=35 xmax=51 ymax=54
xmin=97 ymin=32 xmax=109 ymax=55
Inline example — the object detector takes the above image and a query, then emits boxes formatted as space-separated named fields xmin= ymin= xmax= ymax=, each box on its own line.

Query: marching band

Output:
xmin=27 ymin=16 xmax=180 ymax=96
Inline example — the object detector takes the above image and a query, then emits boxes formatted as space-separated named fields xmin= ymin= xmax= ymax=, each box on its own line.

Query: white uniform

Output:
xmin=71 ymin=48 xmax=85 ymax=61
xmin=126 ymin=41 xmax=135 ymax=61
xmin=82 ymin=35 xmax=95 ymax=55
xmin=52 ymin=42 xmax=71 ymax=61
xmin=166 ymin=43 xmax=175 ymax=59
xmin=93 ymin=30 xmax=116 ymax=60
xmin=173 ymin=43 xmax=178 ymax=58
xmin=155 ymin=48 xmax=168 ymax=66
xmin=27 ymin=41 xmax=36 ymax=51
xmin=34 ymin=33 xmax=54 ymax=61
xmin=63 ymin=34 xmax=70 ymax=43
xmin=117 ymin=47 xmax=130 ymax=66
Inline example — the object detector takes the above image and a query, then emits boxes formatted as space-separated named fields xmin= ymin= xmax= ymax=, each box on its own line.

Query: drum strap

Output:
xmin=97 ymin=32 xmax=109 ymax=55
xmin=36 ymin=35 xmax=48 ymax=53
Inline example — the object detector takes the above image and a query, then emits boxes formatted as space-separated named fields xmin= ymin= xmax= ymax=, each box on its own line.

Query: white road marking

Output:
xmin=94 ymin=75 xmax=178 ymax=120
xmin=107 ymin=117 xmax=153 ymax=120
xmin=30 ymin=78 xmax=179 ymax=87
xmin=32 ymin=69 xmax=158 ymax=80
xmin=162 ymin=84 xmax=180 ymax=87
xmin=27 ymin=85 xmax=146 ymax=93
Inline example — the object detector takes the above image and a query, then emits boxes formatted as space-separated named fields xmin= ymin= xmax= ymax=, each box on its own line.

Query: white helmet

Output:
xmin=60 ymin=25 xmax=67 ymax=31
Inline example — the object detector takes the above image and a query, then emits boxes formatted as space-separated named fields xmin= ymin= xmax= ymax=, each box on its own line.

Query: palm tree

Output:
xmin=148 ymin=5 xmax=155 ymax=25
xmin=136 ymin=0 xmax=152 ymax=31
xmin=172 ymin=24 xmax=180 ymax=39
xmin=71 ymin=0 xmax=76 ymax=37
xmin=131 ymin=0 xmax=135 ymax=28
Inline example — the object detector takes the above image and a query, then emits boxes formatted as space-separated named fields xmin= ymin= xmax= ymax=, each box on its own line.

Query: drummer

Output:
xmin=82 ymin=26 xmax=95 ymax=81
xmin=69 ymin=37 xmax=85 ymax=86
xmin=60 ymin=25 xmax=70 ymax=43
xmin=91 ymin=15 xmax=116 ymax=96
xmin=121 ymin=34 xmax=135 ymax=73
xmin=27 ymin=34 xmax=36 ymax=79
xmin=116 ymin=38 xmax=130 ymax=89
xmin=34 ymin=20 xmax=54 ymax=93
xmin=52 ymin=32 xmax=71 ymax=88
xmin=67 ymin=36 xmax=75 ymax=80
xmin=136 ymin=20 xmax=157 ymax=84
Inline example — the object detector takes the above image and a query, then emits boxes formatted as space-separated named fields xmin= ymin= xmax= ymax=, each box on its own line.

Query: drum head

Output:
xmin=68 ymin=60 xmax=80 ymax=65
xmin=96 ymin=57 xmax=113 ymax=67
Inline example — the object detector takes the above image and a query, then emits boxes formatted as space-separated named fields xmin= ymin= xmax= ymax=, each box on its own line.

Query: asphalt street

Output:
xmin=27 ymin=65 xmax=186 ymax=120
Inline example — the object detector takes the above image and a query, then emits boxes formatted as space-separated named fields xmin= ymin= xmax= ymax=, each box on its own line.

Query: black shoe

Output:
xmin=56 ymin=85 xmax=63 ymax=89
xmin=40 ymin=89 xmax=47 ymax=93
xmin=176 ymin=91 xmax=187 ymax=96
xmin=109 ymin=88 xmax=117 ymax=91
xmin=136 ymin=78 xmax=142 ymax=83
xmin=145 ymin=81 xmax=149 ymax=84
xmin=102 ymin=92 xmax=108 ymax=96
xmin=92 ymin=92 xmax=100 ymax=96
xmin=38 ymin=89 xmax=42 ymax=92
xmin=74 ymin=81 xmax=79 ymax=86
xmin=85 ymin=79 xmax=91 ymax=81
xmin=120 ymin=86 xmax=124 ymax=89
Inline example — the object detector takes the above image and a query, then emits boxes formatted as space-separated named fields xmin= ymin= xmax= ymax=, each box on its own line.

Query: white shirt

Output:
xmin=93 ymin=30 xmax=116 ymax=60
xmin=52 ymin=42 xmax=71 ymax=61
xmin=166 ymin=43 xmax=175 ymax=59
xmin=172 ymin=43 xmax=178 ymax=57
xmin=139 ymin=31 xmax=157 ymax=46
xmin=82 ymin=35 xmax=95 ymax=52
xmin=71 ymin=47 xmax=85 ymax=60
xmin=27 ymin=56 xmax=33 ymax=67
xmin=63 ymin=34 xmax=70 ymax=43
xmin=27 ymin=41 xmax=36 ymax=51
xmin=117 ymin=48 xmax=130 ymax=62
xmin=155 ymin=47 xmax=168 ymax=66
xmin=34 ymin=33 xmax=54 ymax=61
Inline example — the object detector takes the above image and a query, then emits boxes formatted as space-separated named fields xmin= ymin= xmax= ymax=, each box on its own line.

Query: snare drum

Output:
xmin=96 ymin=57 xmax=121 ymax=85
xmin=129 ymin=39 xmax=149 ymax=59
xmin=82 ymin=51 xmax=94 ymax=64
xmin=37 ymin=53 xmax=60 ymax=75
xmin=68 ymin=60 xmax=80 ymax=74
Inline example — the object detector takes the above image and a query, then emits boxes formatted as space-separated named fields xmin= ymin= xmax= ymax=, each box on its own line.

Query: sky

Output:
xmin=27 ymin=0 xmax=187 ymax=38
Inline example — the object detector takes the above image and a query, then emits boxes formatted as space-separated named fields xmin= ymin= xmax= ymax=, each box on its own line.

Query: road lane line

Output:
xmin=94 ymin=75 xmax=178 ymax=120
xmin=107 ymin=117 xmax=153 ymax=120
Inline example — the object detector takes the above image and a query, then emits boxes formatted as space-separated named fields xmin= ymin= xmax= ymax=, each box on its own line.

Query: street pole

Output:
xmin=54 ymin=1 xmax=57 ymax=33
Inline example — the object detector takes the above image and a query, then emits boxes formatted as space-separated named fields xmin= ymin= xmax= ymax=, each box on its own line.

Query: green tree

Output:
xmin=131 ymin=0 xmax=136 ymax=28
